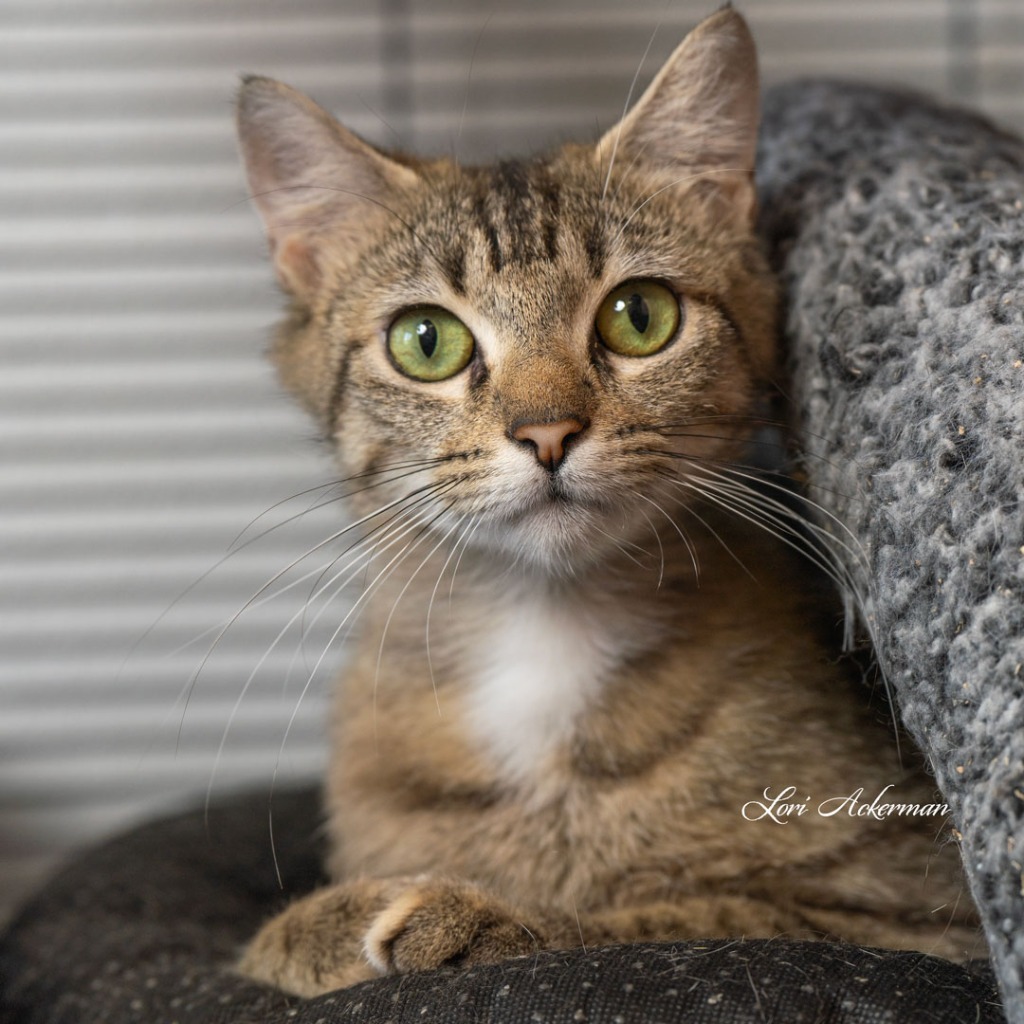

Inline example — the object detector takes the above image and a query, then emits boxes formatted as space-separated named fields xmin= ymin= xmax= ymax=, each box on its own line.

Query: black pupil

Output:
xmin=626 ymin=293 xmax=650 ymax=334
xmin=417 ymin=320 xmax=438 ymax=358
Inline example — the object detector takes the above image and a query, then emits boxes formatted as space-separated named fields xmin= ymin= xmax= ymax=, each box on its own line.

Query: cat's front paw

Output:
xmin=365 ymin=877 xmax=540 ymax=975
xmin=238 ymin=876 xmax=539 ymax=998
xmin=238 ymin=879 xmax=393 ymax=996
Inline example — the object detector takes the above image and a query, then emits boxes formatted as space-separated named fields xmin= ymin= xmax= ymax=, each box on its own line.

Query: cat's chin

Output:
xmin=473 ymin=497 xmax=626 ymax=576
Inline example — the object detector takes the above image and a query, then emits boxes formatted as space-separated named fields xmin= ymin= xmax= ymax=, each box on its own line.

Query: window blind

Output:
xmin=2 ymin=0 xmax=1020 ymax=925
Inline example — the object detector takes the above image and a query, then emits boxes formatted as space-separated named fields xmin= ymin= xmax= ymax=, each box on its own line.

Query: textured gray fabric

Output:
xmin=760 ymin=80 xmax=1024 ymax=1024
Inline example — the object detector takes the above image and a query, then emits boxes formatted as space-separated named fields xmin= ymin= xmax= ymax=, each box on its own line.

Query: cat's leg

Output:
xmin=238 ymin=878 xmax=814 ymax=997
xmin=237 ymin=876 xmax=538 ymax=997
xmin=239 ymin=870 xmax=982 ymax=997
xmin=368 ymin=890 xmax=821 ymax=979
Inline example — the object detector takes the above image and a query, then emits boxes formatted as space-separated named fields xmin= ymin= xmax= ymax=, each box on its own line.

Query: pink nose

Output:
xmin=512 ymin=418 xmax=587 ymax=471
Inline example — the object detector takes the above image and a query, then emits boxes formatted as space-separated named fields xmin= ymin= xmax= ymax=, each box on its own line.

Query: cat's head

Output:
xmin=236 ymin=8 xmax=776 ymax=575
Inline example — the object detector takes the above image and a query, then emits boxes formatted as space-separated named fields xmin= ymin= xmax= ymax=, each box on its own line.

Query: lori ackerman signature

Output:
xmin=741 ymin=785 xmax=950 ymax=824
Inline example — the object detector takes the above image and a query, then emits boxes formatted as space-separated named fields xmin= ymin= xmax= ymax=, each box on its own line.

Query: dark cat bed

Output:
xmin=0 ymin=788 xmax=1003 ymax=1024
xmin=3 ymin=78 xmax=1023 ymax=1023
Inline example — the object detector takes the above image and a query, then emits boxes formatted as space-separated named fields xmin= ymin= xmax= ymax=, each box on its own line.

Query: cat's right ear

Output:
xmin=236 ymin=77 xmax=419 ymax=299
xmin=595 ymin=7 xmax=760 ymax=226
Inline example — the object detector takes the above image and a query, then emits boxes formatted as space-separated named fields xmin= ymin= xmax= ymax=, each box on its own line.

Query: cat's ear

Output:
xmin=596 ymin=7 xmax=759 ymax=224
xmin=236 ymin=76 xmax=419 ymax=299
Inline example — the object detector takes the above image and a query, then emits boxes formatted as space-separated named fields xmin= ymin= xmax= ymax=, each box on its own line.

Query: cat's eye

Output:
xmin=595 ymin=280 xmax=681 ymax=357
xmin=387 ymin=307 xmax=475 ymax=382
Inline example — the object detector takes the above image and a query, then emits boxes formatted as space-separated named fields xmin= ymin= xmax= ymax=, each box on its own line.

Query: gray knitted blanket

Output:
xmin=759 ymin=80 xmax=1024 ymax=1022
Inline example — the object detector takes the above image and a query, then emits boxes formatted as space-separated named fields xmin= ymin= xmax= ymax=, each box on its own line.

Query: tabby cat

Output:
xmin=233 ymin=8 xmax=980 ymax=996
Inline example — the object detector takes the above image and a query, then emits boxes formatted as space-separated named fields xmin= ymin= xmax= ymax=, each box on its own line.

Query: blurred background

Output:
xmin=2 ymin=0 xmax=1022 ymax=925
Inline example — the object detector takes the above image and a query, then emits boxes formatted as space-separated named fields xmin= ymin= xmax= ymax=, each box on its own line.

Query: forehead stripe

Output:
xmin=541 ymin=179 xmax=560 ymax=261
xmin=465 ymin=161 xmax=571 ymax=272
xmin=440 ymin=242 xmax=467 ymax=296
xmin=584 ymin=218 xmax=606 ymax=279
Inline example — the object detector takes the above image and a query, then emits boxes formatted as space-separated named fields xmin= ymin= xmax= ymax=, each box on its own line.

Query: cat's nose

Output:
xmin=511 ymin=418 xmax=587 ymax=471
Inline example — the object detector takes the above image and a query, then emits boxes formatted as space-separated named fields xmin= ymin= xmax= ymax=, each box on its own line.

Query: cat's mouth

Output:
xmin=505 ymin=491 xmax=577 ymax=524
xmin=545 ymin=476 xmax=576 ymax=504
xmin=503 ymin=474 xmax=611 ymax=526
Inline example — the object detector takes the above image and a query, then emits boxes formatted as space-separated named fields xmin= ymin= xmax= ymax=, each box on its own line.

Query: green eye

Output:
xmin=387 ymin=307 xmax=475 ymax=381
xmin=595 ymin=280 xmax=680 ymax=357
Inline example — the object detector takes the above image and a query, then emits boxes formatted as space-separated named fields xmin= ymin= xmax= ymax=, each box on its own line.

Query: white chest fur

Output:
xmin=467 ymin=586 xmax=641 ymax=783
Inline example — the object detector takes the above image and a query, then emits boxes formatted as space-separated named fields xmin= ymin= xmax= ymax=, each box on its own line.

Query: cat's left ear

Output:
xmin=596 ymin=7 xmax=760 ymax=225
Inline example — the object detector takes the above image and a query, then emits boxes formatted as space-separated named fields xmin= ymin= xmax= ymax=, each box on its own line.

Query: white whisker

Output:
xmin=654 ymin=475 xmax=755 ymax=581
xmin=685 ymin=467 xmax=864 ymax=597
xmin=694 ymin=460 xmax=866 ymax=564
xmin=674 ymin=476 xmax=850 ymax=597
xmin=426 ymin=512 xmax=479 ymax=715
xmin=281 ymin=490 xmax=453 ymax=692
xmin=601 ymin=19 xmax=663 ymax=201
xmin=448 ymin=515 xmax=484 ymax=613
xmin=295 ymin=481 xmax=464 ymax=652
xmin=374 ymin=511 xmax=466 ymax=706
xmin=591 ymin=522 xmax=651 ymax=571
xmin=629 ymin=488 xmax=696 ymax=583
